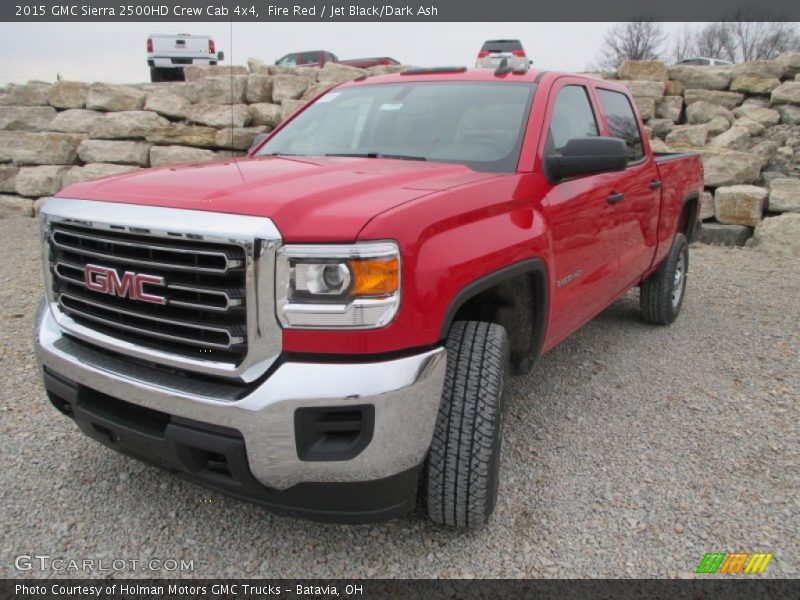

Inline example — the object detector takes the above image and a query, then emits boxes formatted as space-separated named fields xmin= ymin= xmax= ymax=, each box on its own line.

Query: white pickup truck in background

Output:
xmin=147 ymin=33 xmax=225 ymax=82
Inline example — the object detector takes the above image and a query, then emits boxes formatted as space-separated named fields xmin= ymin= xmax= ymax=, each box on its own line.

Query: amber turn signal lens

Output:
xmin=349 ymin=258 xmax=399 ymax=297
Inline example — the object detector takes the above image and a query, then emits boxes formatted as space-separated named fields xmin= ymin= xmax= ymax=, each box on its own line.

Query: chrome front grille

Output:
xmin=49 ymin=224 xmax=247 ymax=360
xmin=41 ymin=198 xmax=283 ymax=383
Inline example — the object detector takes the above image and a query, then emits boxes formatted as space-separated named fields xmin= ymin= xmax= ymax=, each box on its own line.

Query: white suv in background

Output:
xmin=475 ymin=39 xmax=530 ymax=70
xmin=147 ymin=33 xmax=225 ymax=82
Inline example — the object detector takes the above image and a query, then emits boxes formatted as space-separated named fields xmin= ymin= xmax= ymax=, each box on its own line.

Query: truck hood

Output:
xmin=58 ymin=156 xmax=500 ymax=241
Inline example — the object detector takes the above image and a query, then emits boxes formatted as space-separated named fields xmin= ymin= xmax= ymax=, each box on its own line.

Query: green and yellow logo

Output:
xmin=696 ymin=552 xmax=774 ymax=575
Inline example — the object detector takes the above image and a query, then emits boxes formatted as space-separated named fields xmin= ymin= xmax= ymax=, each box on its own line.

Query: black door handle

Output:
xmin=649 ymin=180 xmax=662 ymax=190
xmin=607 ymin=192 xmax=625 ymax=204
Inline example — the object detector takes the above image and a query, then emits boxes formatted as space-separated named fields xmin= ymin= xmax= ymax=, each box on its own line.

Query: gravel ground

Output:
xmin=1 ymin=216 xmax=797 ymax=579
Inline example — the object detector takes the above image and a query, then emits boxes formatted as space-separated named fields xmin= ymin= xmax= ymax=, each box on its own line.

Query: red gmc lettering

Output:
xmin=84 ymin=264 xmax=165 ymax=305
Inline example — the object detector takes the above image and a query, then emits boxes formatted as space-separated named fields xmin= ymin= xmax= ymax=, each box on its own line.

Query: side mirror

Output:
xmin=217 ymin=51 xmax=225 ymax=61
xmin=544 ymin=137 xmax=628 ymax=183
xmin=248 ymin=132 xmax=269 ymax=153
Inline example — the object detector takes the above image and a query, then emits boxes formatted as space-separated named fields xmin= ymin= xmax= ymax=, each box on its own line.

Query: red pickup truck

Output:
xmin=275 ymin=50 xmax=400 ymax=69
xmin=35 ymin=68 xmax=702 ymax=529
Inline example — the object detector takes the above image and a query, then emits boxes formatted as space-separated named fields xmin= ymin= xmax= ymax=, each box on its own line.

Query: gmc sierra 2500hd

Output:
xmin=35 ymin=67 xmax=702 ymax=529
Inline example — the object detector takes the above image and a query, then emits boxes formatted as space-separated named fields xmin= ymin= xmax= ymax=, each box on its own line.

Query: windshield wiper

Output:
xmin=324 ymin=152 xmax=427 ymax=161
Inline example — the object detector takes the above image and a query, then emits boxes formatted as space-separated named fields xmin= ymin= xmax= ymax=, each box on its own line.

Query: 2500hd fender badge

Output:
xmin=556 ymin=269 xmax=583 ymax=288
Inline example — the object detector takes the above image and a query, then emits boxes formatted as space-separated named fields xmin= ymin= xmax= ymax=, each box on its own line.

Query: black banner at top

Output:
xmin=3 ymin=0 xmax=800 ymax=22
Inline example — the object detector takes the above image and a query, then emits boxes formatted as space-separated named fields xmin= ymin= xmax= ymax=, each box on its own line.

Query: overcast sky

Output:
xmin=1 ymin=21 xmax=694 ymax=84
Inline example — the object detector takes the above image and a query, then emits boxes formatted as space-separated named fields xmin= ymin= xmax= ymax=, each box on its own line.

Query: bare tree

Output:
xmin=597 ymin=21 xmax=666 ymax=71
xmin=729 ymin=20 xmax=800 ymax=61
xmin=671 ymin=25 xmax=697 ymax=63
xmin=671 ymin=19 xmax=800 ymax=64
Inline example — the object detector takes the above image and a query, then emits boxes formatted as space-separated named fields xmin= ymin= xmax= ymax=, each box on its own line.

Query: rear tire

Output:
xmin=423 ymin=321 xmax=509 ymax=529
xmin=149 ymin=67 xmax=164 ymax=83
xmin=640 ymin=233 xmax=688 ymax=325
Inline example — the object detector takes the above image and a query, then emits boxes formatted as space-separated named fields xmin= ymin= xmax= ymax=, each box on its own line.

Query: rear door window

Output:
xmin=596 ymin=89 xmax=645 ymax=162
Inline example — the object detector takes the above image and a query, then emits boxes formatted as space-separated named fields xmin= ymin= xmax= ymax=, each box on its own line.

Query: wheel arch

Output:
xmin=677 ymin=191 xmax=701 ymax=242
xmin=439 ymin=258 xmax=548 ymax=375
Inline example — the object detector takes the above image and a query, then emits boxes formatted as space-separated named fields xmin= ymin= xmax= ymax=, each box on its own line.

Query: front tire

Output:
xmin=640 ymin=233 xmax=689 ymax=325
xmin=423 ymin=321 xmax=509 ymax=529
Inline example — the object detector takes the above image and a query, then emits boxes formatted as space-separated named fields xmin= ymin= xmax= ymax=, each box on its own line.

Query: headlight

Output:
xmin=276 ymin=241 xmax=401 ymax=329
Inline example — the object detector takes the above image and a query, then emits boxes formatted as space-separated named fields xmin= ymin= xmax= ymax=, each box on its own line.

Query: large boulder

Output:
xmin=748 ymin=213 xmax=800 ymax=257
xmin=0 ymin=106 xmax=57 ymax=131
xmin=147 ymin=81 xmax=199 ymax=103
xmin=182 ymin=65 xmax=248 ymax=82
xmin=0 ymin=132 xmax=83 ymax=165
xmin=664 ymin=80 xmax=685 ymax=96
xmin=683 ymin=89 xmax=744 ymax=110
xmin=655 ymin=96 xmax=683 ymax=122
xmin=246 ymin=74 xmax=274 ymax=103
xmin=707 ymin=126 xmax=750 ymax=151
xmin=778 ymin=52 xmax=800 ymax=78
xmin=271 ymin=75 xmax=311 ymax=102
xmin=77 ymin=140 xmax=150 ymax=166
xmin=766 ymin=146 xmax=795 ymax=175
xmin=730 ymin=76 xmax=781 ymax=95
xmin=0 ymin=194 xmax=33 ymax=217
xmin=48 ymin=81 xmax=89 ymax=109
xmin=267 ymin=65 xmax=318 ymax=80
xmin=14 ymin=165 xmax=70 ymax=197
xmin=648 ymin=118 xmax=674 ymax=138
xmin=249 ymin=103 xmax=283 ymax=127
xmin=633 ymin=97 xmax=655 ymax=121
xmin=667 ymin=65 xmax=733 ymax=90
xmin=776 ymin=104 xmax=800 ymax=125
xmin=301 ymin=81 xmax=338 ymax=101
xmin=85 ymin=83 xmax=146 ymax=112
xmin=49 ymin=109 xmax=106 ymax=133
xmin=697 ymin=223 xmax=752 ymax=246
xmin=192 ymin=75 xmax=248 ymax=104
xmin=88 ymin=111 xmax=170 ymax=139
xmin=700 ymin=149 xmax=763 ymax=187
xmin=706 ymin=116 xmax=731 ymax=136
xmin=617 ymin=60 xmax=668 ymax=82
xmin=144 ymin=89 xmax=190 ymax=120
xmin=665 ymin=124 xmax=708 ymax=147
xmin=318 ymin=62 xmax=367 ymax=83
xmin=714 ymin=185 xmax=767 ymax=226
xmin=733 ymin=60 xmax=784 ymax=80
xmin=751 ymin=140 xmax=780 ymax=169
xmin=770 ymin=82 xmax=800 ymax=105
xmin=617 ymin=80 xmax=665 ymax=98
xmin=281 ymin=99 xmax=306 ymax=121
xmin=768 ymin=178 xmax=800 ymax=213
xmin=61 ymin=163 xmax=140 ymax=187
xmin=732 ymin=105 xmax=781 ymax=127
xmin=700 ymin=190 xmax=715 ymax=220
xmin=215 ymin=126 xmax=270 ymax=150
xmin=686 ymin=101 xmax=733 ymax=124
xmin=150 ymin=146 xmax=218 ymax=168
xmin=649 ymin=138 xmax=670 ymax=152
xmin=0 ymin=166 xmax=17 ymax=192
xmin=733 ymin=117 xmax=765 ymax=137
xmin=145 ymin=125 xmax=218 ymax=148
xmin=0 ymin=82 xmax=52 ymax=106
xmin=187 ymin=103 xmax=251 ymax=128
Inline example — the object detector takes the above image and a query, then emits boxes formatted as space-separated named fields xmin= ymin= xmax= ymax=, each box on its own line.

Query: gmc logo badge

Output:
xmin=84 ymin=264 xmax=166 ymax=305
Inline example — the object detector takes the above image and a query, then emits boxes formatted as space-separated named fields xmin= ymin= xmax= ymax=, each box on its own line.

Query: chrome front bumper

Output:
xmin=35 ymin=302 xmax=446 ymax=490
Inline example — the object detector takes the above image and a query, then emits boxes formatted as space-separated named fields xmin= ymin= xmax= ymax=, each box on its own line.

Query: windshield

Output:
xmin=257 ymin=82 xmax=537 ymax=173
